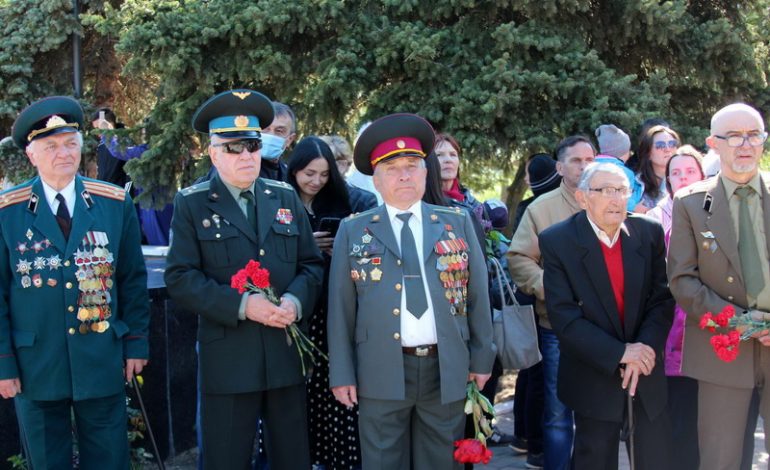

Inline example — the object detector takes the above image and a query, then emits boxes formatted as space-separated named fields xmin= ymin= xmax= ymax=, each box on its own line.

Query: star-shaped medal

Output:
xmin=48 ymin=255 xmax=62 ymax=270
xmin=16 ymin=259 xmax=32 ymax=275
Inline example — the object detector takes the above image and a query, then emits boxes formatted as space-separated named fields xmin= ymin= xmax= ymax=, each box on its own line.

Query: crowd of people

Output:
xmin=0 ymin=88 xmax=767 ymax=470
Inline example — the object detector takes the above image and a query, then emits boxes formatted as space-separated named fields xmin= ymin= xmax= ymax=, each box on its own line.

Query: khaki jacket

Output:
xmin=507 ymin=181 xmax=581 ymax=329
xmin=668 ymin=173 xmax=770 ymax=387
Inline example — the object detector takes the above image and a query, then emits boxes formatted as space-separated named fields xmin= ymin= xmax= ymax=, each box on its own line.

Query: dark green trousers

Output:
xmin=358 ymin=354 xmax=465 ymax=470
xmin=15 ymin=392 xmax=129 ymax=470
xmin=201 ymin=384 xmax=309 ymax=470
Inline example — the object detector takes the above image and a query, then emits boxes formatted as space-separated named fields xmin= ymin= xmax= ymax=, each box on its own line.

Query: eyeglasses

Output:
xmin=588 ymin=186 xmax=630 ymax=198
xmin=714 ymin=132 xmax=768 ymax=148
xmin=653 ymin=140 xmax=679 ymax=150
xmin=212 ymin=140 xmax=262 ymax=154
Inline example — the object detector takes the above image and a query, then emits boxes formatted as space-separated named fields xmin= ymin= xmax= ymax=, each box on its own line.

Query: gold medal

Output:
xmin=371 ymin=267 xmax=382 ymax=282
xmin=77 ymin=308 xmax=90 ymax=321
xmin=445 ymin=290 xmax=452 ymax=300
xmin=91 ymin=322 xmax=100 ymax=332
xmin=79 ymin=323 xmax=89 ymax=334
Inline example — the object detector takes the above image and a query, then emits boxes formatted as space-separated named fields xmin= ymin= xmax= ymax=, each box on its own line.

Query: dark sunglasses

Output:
xmin=653 ymin=140 xmax=678 ymax=150
xmin=212 ymin=140 xmax=262 ymax=154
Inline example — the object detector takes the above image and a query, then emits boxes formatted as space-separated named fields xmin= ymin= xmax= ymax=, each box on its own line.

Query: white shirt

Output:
xmin=385 ymin=201 xmax=438 ymax=347
xmin=41 ymin=178 xmax=76 ymax=217
xmin=586 ymin=215 xmax=628 ymax=248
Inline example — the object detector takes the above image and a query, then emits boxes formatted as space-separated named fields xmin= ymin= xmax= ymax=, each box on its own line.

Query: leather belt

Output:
xmin=402 ymin=344 xmax=438 ymax=357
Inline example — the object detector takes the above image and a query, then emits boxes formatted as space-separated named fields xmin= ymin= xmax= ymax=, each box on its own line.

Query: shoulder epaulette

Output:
xmin=180 ymin=181 xmax=211 ymax=196
xmin=434 ymin=206 xmax=464 ymax=216
xmin=0 ymin=185 xmax=32 ymax=209
xmin=83 ymin=180 xmax=126 ymax=201
xmin=679 ymin=179 xmax=711 ymax=197
xmin=262 ymin=179 xmax=293 ymax=190
xmin=347 ymin=207 xmax=379 ymax=220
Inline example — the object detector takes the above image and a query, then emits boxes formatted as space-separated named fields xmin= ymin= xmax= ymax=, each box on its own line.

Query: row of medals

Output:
xmin=74 ymin=246 xmax=114 ymax=334
xmin=436 ymin=235 xmax=470 ymax=316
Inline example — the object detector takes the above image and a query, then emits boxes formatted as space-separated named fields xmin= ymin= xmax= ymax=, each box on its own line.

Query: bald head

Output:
xmin=710 ymin=103 xmax=765 ymax=137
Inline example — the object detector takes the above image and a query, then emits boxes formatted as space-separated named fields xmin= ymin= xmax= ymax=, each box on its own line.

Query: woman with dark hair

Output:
xmin=636 ymin=124 xmax=681 ymax=211
xmin=287 ymin=136 xmax=361 ymax=470
xmin=423 ymin=151 xmax=451 ymax=207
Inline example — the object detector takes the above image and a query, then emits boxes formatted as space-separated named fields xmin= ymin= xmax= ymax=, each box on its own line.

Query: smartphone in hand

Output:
xmin=318 ymin=217 xmax=341 ymax=237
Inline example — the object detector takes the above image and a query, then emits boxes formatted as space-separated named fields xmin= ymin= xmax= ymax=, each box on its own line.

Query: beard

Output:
xmin=732 ymin=159 xmax=758 ymax=174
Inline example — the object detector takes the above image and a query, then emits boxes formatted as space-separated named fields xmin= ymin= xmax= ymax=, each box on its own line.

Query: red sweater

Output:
xmin=600 ymin=239 xmax=625 ymax=326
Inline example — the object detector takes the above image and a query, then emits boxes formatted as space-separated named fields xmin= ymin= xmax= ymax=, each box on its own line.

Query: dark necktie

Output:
xmin=396 ymin=212 xmax=428 ymax=318
xmin=55 ymin=193 xmax=71 ymax=240
xmin=240 ymin=190 xmax=257 ymax=232
xmin=736 ymin=186 xmax=765 ymax=298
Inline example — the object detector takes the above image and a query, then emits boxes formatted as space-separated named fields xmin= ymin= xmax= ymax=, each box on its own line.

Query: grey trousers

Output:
xmin=358 ymin=354 xmax=465 ymax=470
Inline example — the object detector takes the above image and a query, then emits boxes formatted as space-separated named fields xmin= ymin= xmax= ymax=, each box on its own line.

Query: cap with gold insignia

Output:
xmin=11 ymin=96 xmax=84 ymax=149
xmin=353 ymin=113 xmax=435 ymax=176
xmin=192 ymin=89 xmax=274 ymax=140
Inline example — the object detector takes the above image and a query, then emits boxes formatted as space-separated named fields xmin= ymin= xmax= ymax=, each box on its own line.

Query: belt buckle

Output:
xmin=415 ymin=346 xmax=429 ymax=357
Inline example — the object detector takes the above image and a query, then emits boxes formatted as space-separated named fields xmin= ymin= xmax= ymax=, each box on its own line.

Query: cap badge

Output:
xmin=232 ymin=91 xmax=252 ymax=100
xmin=234 ymin=115 xmax=249 ymax=128
xmin=396 ymin=139 xmax=406 ymax=149
xmin=46 ymin=115 xmax=67 ymax=128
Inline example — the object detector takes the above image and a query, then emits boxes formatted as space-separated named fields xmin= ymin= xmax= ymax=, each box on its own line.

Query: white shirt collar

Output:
xmin=586 ymin=214 xmax=628 ymax=248
xmin=385 ymin=200 xmax=423 ymax=226
xmin=41 ymin=178 xmax=77 ymax=215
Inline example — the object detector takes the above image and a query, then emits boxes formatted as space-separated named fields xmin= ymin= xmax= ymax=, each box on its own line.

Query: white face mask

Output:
xmin=261 ymin=133 xmax=286 ymax=160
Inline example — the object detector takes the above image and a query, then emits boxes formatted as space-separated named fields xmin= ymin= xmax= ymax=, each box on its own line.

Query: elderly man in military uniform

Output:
xmin=164 ymin=89 xmax=323 ymax=470
xmin=327 ymin=113 xmax=496 ymax=469
xmin=0 ymin=96 xmax=150 ymax=469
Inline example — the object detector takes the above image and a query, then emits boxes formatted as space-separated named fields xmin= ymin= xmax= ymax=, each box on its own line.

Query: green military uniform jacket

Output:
xmin=0 ymin=176 xmax=150 ymax=401
xmin=328 ymin=203 xmax=496 ymax=404
xmin=164 ymin=175 xmax=323 ymax=393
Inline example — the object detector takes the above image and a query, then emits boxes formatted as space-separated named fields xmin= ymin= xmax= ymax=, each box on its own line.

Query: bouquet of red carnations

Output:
xmin=231 ymin=260 xmax=326 ymax=375
xmin=700 ymin=305 xmax=770 ymax=362
xmin=453 ymin=381 xmax=494 ymax=465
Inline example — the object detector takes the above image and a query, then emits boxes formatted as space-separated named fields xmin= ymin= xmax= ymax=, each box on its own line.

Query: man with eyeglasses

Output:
xmin=540 ymin=162 xmax=674 ymax=470
xmin=164 ymin=89 xmax=324 ymax=469
xmin=668 ymin=103 xmax=770 ymax=470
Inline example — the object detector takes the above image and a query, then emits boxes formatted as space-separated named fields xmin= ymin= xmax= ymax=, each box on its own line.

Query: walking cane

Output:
xmin=626 ymin=390 xmax=636 ymax=470
xmin=130 ymin=376 xmax=166 ymax=470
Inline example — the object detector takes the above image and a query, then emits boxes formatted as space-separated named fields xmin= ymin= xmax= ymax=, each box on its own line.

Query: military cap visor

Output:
xmin=192 ymin=89 xmax=274 ymax=140
xmin=353 ymin=113 xmax=435 ymax=176
xmin=11 ymin=96 xmax=84 ymax=149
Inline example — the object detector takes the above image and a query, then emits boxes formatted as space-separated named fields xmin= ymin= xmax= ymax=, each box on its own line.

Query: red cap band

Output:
xmin=370 ymin=136 xmax=425 ymax=168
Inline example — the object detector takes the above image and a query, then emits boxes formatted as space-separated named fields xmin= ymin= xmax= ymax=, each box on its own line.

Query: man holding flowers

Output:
xmin=668 ymin=103 xmax=770 ymax=470
xmin=164 ymin=89 xmax=323 ymax=469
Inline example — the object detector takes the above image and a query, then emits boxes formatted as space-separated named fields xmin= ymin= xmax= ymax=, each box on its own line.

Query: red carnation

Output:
xmin=453 ymin=439 xmax=493 ymax=464
xmin=699 ymin=312 xmax=716 ymax=332
xmin=710 ymin=333 xmax=739 ymax=362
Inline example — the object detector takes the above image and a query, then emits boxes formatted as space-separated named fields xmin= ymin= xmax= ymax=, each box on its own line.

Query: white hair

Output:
xmin=577 ymin=162 xmax=630 ymax=191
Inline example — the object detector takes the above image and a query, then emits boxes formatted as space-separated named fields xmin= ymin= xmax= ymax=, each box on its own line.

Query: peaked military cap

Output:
xmin=353 ymin=113 xmax=435 ymax=175
xmin=192 ymin=89 xmax=274 ymax=140
xmin=11 ymin=96 xmax=84 ymax=149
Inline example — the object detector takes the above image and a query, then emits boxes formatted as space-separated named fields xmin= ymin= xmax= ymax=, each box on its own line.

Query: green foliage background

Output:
xmin=1 ymin=0 xmax=769 ymax=224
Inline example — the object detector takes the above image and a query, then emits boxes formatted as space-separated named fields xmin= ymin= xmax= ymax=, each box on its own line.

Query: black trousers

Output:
xmin=201 ymin=384 xmax=309 ymax=470
xmin=572 ymin=398 xmax=672 ymax=470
